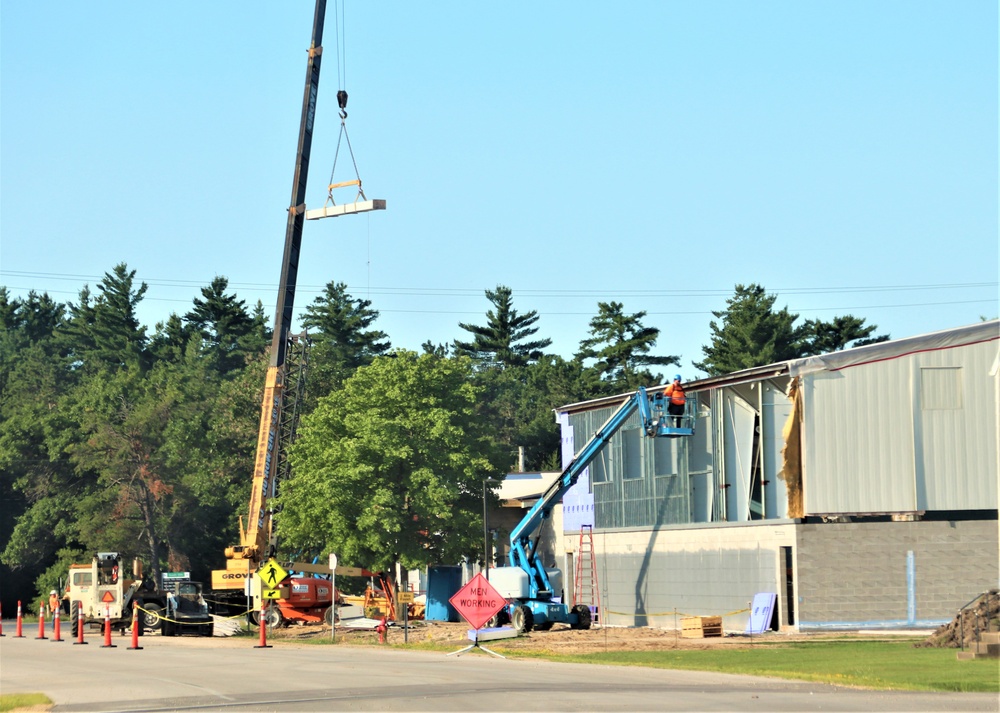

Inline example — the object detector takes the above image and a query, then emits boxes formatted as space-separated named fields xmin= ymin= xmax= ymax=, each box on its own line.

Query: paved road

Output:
xmin=1 ymin=628 xmax=996 ymax=712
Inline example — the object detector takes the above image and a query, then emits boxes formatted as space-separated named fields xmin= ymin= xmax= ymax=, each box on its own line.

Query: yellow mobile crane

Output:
xmin=210 ymin=0 xmax=383 ymax=627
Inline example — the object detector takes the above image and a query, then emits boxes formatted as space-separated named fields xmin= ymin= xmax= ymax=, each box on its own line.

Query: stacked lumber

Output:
xmin=680 ymin=615 xmax=722 ymax=639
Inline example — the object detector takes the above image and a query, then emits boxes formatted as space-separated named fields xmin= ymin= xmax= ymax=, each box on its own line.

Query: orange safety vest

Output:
xmin=48 ymin=594 xmax=60 ymax=613
xmin=664 ymin=383 xmax=685 ymax=406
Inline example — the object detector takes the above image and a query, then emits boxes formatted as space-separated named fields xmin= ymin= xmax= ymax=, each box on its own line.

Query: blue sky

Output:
xmin=2 ymin=1 xmax=997 ymax=377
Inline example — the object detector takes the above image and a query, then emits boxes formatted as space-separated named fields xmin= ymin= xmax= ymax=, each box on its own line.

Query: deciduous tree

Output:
xmin=281 ymin=351 xmax=504 ymax=572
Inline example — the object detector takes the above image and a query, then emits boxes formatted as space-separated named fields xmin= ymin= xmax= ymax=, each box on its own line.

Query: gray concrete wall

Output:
xmin=795 ymin=519 xmax=999 ymax=628
xmin=602 ymin=548 xmax=778 ymax=631
xmin=573 ymin=524 xmax=795 ymax=632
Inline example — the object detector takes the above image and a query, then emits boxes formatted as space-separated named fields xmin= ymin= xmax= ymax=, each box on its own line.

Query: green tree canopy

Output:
xmin=184 ymin=276 xmax=256 ymax=374
xmin=694 ymin=284 xmax=807 ymax=376
xmin=802 ymin=315 xmax=889 ymax=354
xmin=300 ymin=281 xmax=391 ymax=395
xmin=454 ymin=285 xmax=551 ymax=369
xmin=60 ymin=263 xmax=149 ymax=371
xmin=149 ymin=313 xmax=192 ymax=364
xmin=281 ymin=351 xmax=504 ymax=572
xmin=577 ymin=301 xmax=678 ymax=391
xmin=695 ymin=284 xmax=891 ymax=376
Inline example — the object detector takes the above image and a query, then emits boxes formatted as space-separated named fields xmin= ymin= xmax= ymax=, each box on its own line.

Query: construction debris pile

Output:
xmin=917 ymin=590 xmax=999 ymax=649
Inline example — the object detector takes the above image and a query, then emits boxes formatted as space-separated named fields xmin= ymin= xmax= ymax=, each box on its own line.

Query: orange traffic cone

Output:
xmin=101 ymin=605 xmax=116 ymax=648
xmin=15 ymin=600 xmax=24 ymax=637
xmin=35 ymin=601 xmax=47 ymax=640
xmin=254 ymin=601 xmax=272 ymax=649
xmin=73 ymin=603 xmax=88 ymax=645
xmin=52 ymin=606 xmax=62 ymax=642
xmin=127 ymin=602 xmax=143 ymax=651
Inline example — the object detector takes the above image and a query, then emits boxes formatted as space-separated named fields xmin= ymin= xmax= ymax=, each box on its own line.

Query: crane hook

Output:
xmin=337 ymin=90 xmax=348 ymax=120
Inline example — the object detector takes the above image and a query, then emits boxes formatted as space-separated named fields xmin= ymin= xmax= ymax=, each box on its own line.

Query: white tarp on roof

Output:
xmin=788 ymin=320 xmax=1000 ymax=377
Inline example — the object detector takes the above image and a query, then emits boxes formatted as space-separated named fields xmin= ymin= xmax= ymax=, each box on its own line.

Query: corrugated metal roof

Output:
xmin=556 ymin=363 xmax=790 ymax=415
xmin=556 ymin=320 xmax=999 ymax=415
xmin=789 ymin=320 xmax=999 ymax=376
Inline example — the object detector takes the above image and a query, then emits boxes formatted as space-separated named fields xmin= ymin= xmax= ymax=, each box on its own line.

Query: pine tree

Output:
xmin=694 ymin=284 xmax=806 ymax=376
xmin=60 ymin=263 xmax=149 ymax=371
xmin=454 ymin=285 xmax=551 ymax=368
xmin=802 ymin=315 xmax=889 ymax=354
xmin=577 ymin=301 xmax=677 ymax=391
xmin=300 ymin=282 xmax=391 ymax=394
xmin=184 ymin=276 xmax=255 ymax=374
xmin=149 ymin=314 xmax=192 ymax=364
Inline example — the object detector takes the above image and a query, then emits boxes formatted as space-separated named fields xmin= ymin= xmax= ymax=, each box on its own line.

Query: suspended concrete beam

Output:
xmin=305 ymin=199 xmax=386 ymax=220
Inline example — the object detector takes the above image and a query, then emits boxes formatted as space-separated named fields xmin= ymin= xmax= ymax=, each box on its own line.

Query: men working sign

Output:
xmin=448 ymin=573 xmax=506 ymax=631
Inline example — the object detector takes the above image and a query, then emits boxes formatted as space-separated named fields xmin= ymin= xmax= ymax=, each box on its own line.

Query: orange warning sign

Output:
xmin=449 ymin=573 xmax=505 ymax=630
xmin=101 ymin=591 xmax=115 ymax=603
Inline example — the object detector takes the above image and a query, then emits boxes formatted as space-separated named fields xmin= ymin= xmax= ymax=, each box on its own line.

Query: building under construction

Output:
xmin=555 ymin=320 xmax=999 ymax=631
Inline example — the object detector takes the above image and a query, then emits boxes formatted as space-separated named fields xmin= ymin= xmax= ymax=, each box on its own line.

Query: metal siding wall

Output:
xmin=803 ymin=361 xmax=916 ymax=513
xmin=803 ymin=339 xmax=998 ymax=514
xmin=914 ymin=342 xmax=998 ymax=510
xmin=654 ymin=474 xmax=689 ymax=526
xmin=723 ymin=390 xmax=756 ymax=521
xmin=762 ymin=381 xmax=791 ymax=519
xmin=589 ymin=405 xmax=705 ymax=531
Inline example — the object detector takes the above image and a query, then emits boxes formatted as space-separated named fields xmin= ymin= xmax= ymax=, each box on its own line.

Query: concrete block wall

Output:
xmin=795 ymin=519 xmax=999 ymax=628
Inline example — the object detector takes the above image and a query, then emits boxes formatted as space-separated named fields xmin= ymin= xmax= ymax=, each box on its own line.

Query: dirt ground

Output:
xmin=916 ymin=589 xmax=999 ymax=650
xmin=260 ymin=618 xmax=910 ymax=654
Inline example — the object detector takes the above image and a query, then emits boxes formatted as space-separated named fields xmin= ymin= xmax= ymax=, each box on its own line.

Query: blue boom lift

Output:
xmin=492 ymin=386 xmax=696 ymax=633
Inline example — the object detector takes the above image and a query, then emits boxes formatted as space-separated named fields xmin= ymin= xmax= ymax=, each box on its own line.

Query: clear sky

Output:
xmin=2 ymin=1 xmax=997 ymax=378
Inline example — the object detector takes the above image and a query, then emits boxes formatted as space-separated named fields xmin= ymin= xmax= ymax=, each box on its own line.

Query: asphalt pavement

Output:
xmin=1 ymin=623 xmax=997 ymax=712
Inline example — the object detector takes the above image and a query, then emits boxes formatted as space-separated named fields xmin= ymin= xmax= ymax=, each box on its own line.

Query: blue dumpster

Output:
xmin=425 ymin=565 xmax=462 ymax=622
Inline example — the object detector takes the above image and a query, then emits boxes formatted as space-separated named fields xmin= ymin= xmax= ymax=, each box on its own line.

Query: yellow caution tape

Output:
xmin=602 ymin=607 xmax=751 ymax=618
xmin=134 ymin=603 xmax=252 ymax=626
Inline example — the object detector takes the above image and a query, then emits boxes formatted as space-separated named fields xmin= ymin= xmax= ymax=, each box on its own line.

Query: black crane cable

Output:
xmin=328 ymin=0 xmax=365 ymax=202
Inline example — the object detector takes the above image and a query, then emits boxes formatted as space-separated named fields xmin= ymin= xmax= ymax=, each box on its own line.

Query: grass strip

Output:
xmin=512 ymin=641 xmax=999 ymax=693
xmin=0 ymin=693 xmax=53 ymax=712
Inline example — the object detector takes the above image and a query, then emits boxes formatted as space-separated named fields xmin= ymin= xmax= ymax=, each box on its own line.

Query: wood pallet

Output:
xmin=681 ymin=615 xmax=722 ymax=638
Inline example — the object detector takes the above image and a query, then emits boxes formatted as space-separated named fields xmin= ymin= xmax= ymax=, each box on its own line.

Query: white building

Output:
xmin=556 ymin=320 xmax=999 ymax=631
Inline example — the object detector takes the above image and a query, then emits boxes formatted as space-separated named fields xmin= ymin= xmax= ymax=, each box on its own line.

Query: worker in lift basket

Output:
xmin=663 ymin=375 xmax=686 ymax=427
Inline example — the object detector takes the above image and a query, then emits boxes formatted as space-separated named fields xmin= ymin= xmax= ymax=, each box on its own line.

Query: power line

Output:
xmin=3 ymin=283 xmax=993 ymax=317
xmin=2 ymin=269 xmax=996 ymax=300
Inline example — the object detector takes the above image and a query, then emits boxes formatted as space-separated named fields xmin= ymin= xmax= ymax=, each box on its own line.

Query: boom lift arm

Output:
xmin=499 ymin=386 xmax=695 ymax=631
